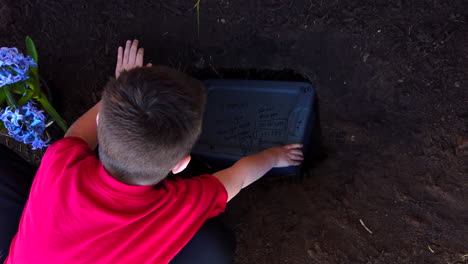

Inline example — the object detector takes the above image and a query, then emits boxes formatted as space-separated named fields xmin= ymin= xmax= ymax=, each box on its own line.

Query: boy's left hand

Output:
xmin=115 ymin=39 xmax=152 ymax=78
xmin=214 ymin=143 xmax=304 ymax=202
xmin=266 ymin=143 xmax=304 ymax=168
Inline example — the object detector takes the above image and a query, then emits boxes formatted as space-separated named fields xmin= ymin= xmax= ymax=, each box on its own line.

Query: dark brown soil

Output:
xmin=1 ymin=0 xmax=467 ymax=263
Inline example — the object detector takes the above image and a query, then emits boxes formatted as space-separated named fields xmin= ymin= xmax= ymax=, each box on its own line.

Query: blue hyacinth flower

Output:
xmin=0 ymin=101 xmax=49 ymax=150
xmin=0 ymin=47 xmax=37 ymax=88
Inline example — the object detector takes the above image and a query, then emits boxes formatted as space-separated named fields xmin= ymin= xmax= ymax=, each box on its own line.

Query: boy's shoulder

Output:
xmin=40 ymin=136 xmax=96 ymax=173
xmin=46 ymin=136 xmax=91 ymax=153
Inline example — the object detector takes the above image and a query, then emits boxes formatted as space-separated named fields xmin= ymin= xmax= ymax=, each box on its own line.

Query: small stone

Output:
xmin=194 ymin=57 xmax=205 ymax=69
xmin=220 ymin=18 xmax=226 ymax=23
xmin=377 ymin=29 xmax=382 ymax=33
xmin=363 ymin=53 xmax=370 ymax=63
xmin=454 ymin=81 xmax=460 ymax=87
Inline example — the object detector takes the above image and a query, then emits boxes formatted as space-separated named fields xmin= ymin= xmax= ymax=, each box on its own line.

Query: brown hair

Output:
xmin=98 ymin=66 xmax=205 ymax=185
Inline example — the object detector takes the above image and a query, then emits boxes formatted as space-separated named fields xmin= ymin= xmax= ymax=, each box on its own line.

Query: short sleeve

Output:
xmin=39 ymin=137 xmax=95 ymax=177
xmin=163 ymin=174 xmax=228 ymax=219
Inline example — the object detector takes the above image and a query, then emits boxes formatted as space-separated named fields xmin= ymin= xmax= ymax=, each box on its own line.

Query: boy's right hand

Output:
xmin=115 ymin=39 xmax=152 ymax=78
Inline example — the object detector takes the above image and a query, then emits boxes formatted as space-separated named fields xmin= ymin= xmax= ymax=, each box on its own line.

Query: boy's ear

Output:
xmin=172 ymin=155 xmax=191 ymax=174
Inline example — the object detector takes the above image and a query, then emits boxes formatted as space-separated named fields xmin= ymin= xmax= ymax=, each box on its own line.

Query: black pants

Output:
xmin=0 ymin=144 xmax=235 ymax=264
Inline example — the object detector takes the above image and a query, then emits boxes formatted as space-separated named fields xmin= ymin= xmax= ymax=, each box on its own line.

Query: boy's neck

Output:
xmin=102 ymin=164 xmax=161 ymax=186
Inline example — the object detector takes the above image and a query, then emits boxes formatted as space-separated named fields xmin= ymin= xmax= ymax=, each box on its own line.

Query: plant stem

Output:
xmin=35 ymin=92 xmax=68 ymax=132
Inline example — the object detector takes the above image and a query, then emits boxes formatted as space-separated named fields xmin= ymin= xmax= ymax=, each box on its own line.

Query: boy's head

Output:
xmin=98 ymin=66 xmax=206 ymax=186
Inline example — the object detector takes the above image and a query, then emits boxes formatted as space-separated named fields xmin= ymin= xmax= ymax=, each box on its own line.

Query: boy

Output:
xmin=5 ymin=40 xmax=304 ymax=263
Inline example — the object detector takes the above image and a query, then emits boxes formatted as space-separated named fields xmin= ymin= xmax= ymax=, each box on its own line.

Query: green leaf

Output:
xmin=0 ymin=89 xmax=6 ymax=105
xmin=27 ymin=67 xmax=39 ymax=82
xmin=2 ymin=85 xmax=17 ymax=107
xmin=25 ymin=36 xmax=38 ymax=64
xmin=36 ymin=92 xmax=68 ymax=132
xmin=18 ymin=90 xmax=34 ymax=106
xmin=24 ymin=77 xmax=40 ymax=97
xmin=11 ymin=82 xmax=27 ymax=95
xmin=25 ymin=37 xmax=40 ymax=93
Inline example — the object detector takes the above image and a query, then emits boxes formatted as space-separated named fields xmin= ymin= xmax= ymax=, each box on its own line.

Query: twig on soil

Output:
xmin=208 ymin=56 xmax=220 ymax=76
xmin=359 ymin=219 xmax=373 ymax=234
xmin=427 ymin=245 xmax=435 ymax=253
xmin=448 ymin=254 xmax=468 ymax=264
xmin=193 ymin=0 xmax=201 ymax=37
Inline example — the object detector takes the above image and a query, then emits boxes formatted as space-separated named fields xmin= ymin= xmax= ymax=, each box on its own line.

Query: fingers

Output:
xmin=146 ymin=62 xmax=153 ymax=67
xmin=116 ymin=39 xmax=148 ymax=78
xmin=123 ymin=40 xmax=132 ymax=66
xmin=115 ymin=46 xmax=123 ymax=78
xmin=289 ymin=149 xmax=303 ymax=156
xmin=135 ymin=48 xmax=144 ymax=66
xmin=285 ymin=143 xmax=304 ymax=166
xmin=128 ymin=40 xmax=139 ymax=67
xmin=284 ymin=143 xmax=303 ymax=149
xmin=288 ymin=153 xmax=304 ymax=161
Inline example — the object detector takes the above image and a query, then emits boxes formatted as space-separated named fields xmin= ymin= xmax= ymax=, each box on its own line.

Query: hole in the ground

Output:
xmin=176 ymin=68 xmax=327 ymax=180
xmin=191 ymin=68 xmax=310 ymax=83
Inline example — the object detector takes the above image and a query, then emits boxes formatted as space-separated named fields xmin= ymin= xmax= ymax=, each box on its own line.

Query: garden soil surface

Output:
xmin=1 ymin=0 xmax=467 ymax=263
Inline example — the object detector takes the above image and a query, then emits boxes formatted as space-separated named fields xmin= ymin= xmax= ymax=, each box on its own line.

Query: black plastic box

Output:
xmin=192 ymin=79 xmax=316 ymax=176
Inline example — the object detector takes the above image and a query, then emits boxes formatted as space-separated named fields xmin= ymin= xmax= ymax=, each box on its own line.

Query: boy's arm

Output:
xmin=64 ymin=102 xmax=101 ymax=149
xmin=64 ymin=40 xmax=147 ymax=148
xmin=213 ymin=144 xmax=303 ymax=202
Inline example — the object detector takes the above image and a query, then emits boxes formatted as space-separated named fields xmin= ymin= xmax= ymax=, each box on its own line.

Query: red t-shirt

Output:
xmin=6 ymin=137 xmax=227 ymax=264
